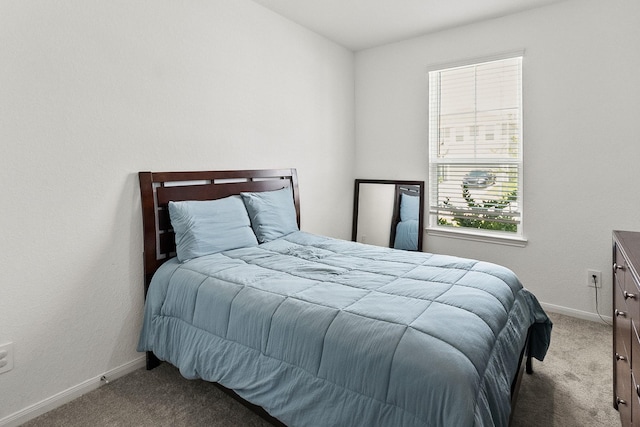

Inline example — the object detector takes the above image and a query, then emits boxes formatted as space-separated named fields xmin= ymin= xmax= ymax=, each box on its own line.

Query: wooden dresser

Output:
xmin=614 ymin=230 xmax=640 ymax=426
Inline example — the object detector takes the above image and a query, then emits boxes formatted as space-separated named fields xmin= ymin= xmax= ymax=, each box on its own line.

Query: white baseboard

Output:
xmin=540 ymin=301 xmax=613 ymax=324
xmin=0 ymin=356 xmax=146 ymax=427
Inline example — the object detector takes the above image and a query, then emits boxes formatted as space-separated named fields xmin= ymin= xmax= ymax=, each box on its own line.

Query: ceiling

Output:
xmin=250 ymin=0 xmax=567 ymax=51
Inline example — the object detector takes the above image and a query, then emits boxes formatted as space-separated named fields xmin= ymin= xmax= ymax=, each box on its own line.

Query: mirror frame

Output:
xmin=352 ymin=179 xmax=425 ymax=251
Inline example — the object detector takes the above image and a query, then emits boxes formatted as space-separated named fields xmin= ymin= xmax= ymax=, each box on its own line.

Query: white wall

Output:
xmin=355 ymin=0 xmax=640 ymax=319
xmin=0 ymin=0 xmax=354 ymax=422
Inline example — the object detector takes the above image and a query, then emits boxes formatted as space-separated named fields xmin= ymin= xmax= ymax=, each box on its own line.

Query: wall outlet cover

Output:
xmin=587 ymin=269 xmax=602 ymax=288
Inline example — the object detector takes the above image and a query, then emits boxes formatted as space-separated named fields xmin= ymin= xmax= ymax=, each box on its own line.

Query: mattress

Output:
xmin=138 ymin=231 xmax=551 ymax=427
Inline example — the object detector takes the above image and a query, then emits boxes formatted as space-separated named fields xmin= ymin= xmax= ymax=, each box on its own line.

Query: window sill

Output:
xmin=426 ymin=227 xmax=528 ymax=247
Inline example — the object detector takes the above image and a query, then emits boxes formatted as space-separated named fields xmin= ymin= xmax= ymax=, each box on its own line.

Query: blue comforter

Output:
xmin=138 ymin=231 xmax=551 ymax=426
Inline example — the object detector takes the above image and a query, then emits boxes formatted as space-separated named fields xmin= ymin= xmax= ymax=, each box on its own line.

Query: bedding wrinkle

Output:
xmin=384 ymin=325 xmax=409 ymax=403
xmin=312 ymin=307 xmax=340 ymax=377
xmin=223 ymin=283 xmax=244 ymax=341
xmin=157 ymin=265 xmax=181 ymax=319
xmin=262 ymin=295 xmax=288 ymax=356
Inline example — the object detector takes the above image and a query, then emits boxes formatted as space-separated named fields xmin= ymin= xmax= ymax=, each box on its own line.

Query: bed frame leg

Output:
xmin=146 ymin=351 xmax=160 ymax=370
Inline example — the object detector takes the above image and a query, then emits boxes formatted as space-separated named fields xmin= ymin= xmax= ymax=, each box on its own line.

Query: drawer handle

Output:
xmin=614 ymin=263 xmax=625 ymax=271
xmin=616 ymin=353 xmax=627 ymax=361
xmin=617 ymin=397 xmax=628 ymax=406
xmin=616 ymin=309 xmax=627 ymax=317
xmin=624 ymin=291 xmax=637 ymax=300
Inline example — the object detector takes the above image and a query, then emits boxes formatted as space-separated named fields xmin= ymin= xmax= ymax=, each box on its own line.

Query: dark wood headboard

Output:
xmin=138 ymin=169 xmax=300 ymax=294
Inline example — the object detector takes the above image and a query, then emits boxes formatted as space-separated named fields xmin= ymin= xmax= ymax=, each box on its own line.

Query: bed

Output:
xmin=137 ymin=168 xmax=552 ymax=427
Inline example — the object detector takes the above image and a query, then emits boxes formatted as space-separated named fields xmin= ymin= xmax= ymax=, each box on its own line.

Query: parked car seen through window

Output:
xmin=462 ymin=170 xmax=496 ymax=188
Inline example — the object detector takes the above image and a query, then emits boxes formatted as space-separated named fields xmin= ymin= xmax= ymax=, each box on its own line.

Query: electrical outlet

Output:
xmin=587 ymin=269 xmax=602 ymax=288
xmin=0 ymin=342 xmax=14 ymax=374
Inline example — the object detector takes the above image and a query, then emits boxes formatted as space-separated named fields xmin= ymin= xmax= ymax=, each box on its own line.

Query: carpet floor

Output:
xmin=21 ymin=312 xmax=619 ymax=426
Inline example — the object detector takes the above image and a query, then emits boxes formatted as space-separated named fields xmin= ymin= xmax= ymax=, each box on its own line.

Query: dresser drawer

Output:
xmin=618 ymin=354 xmax=632 ymax=424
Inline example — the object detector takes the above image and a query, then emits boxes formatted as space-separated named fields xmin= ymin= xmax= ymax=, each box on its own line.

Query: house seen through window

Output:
xmin=428 ymin=55 xmax=523 ymax=239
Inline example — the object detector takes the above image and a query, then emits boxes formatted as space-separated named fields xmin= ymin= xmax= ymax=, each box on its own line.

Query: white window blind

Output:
xmin=428 ymin=56 xmax=523 ymax=237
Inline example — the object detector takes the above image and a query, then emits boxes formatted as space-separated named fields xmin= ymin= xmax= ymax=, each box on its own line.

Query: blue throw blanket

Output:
xmin=138 ymin=231 xmax=551 ymax=426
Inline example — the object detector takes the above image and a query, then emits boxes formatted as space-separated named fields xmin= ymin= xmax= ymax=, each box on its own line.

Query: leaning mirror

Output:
xmin=352 ymin=179 xmax=425 ymax=251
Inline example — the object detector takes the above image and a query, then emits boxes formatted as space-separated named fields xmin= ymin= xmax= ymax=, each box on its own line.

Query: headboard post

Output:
xmin=138 ymin=171 xmax=158 ymax=294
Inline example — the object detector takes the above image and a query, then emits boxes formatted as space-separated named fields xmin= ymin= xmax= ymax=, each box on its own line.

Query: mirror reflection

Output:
xmin=352 ymin=179 xmax=425 ymax=251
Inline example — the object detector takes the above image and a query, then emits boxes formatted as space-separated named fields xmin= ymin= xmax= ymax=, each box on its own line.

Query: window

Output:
xmin=428 ymin=55 xmax=523 ymax=241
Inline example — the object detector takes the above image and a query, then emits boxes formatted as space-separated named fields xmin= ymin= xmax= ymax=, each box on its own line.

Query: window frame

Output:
xmin=426 ymin=52 xmax=527 ymax=246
